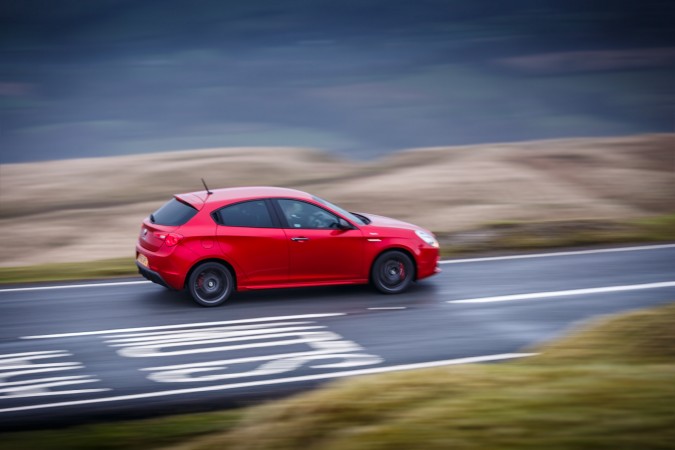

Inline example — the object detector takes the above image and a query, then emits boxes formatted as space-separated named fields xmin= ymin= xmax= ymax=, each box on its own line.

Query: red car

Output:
xmin=136 ymin=186 xmax=440 ymax=306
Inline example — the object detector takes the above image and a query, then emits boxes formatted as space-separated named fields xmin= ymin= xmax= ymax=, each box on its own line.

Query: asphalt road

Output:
xmin=1 ymin=244 xmax=674 ymax=429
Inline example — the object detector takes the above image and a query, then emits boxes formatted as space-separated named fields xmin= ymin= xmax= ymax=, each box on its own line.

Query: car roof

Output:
xmin=178 ymin=186 xmax=314 ymax=207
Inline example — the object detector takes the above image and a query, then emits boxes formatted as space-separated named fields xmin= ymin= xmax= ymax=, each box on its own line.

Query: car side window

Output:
xmin=217 ymin=200 xmax=275 ymax=228
xmin=277 ymin=199 xmax=340 ymax=229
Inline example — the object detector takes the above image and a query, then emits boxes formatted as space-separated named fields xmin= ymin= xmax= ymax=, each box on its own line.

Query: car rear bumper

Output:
xmin=136 ymin=261 xmax=172 ymax=289
xmin=136 ymin=242 xmax=190 ymax=290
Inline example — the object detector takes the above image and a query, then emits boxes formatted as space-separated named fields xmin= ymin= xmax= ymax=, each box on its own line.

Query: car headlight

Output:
xmin=415 ymin=230 xmax=439 ymax=248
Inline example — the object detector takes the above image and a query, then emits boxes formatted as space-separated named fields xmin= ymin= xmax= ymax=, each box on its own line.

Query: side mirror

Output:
xmin=337 ymin=218 xmax=354 ymax=230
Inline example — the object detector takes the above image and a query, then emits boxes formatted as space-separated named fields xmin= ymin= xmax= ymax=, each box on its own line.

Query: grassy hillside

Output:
xmin=1 ymin=134 xmax=673 ymax=267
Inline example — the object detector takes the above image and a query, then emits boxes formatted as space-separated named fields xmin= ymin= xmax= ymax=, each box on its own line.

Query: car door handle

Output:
xmin=291 ymin=237 xmax=309 ymax=241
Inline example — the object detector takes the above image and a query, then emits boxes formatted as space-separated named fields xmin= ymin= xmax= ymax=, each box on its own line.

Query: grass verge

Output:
xmin=1 ymin=213 xmax=674 ymax=284
xmin=0 ymin=410 xmax=244 ymax=450
xmin=0 ymin=258 xmax=137 ymax=285
xmin=437 ymin=213 xmax=675 ymax=257
xmin=2 ymin=302 xmax=674 ymax=450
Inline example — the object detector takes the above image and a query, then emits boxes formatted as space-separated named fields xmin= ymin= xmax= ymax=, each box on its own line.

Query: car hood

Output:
xmin=359 ymin=213 xmax=426 ymax=232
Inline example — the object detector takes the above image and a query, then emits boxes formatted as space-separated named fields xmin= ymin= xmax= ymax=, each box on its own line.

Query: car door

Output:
xmin=274 ymin=199 xmax=365 ymax=283
xmin=215 ymin=199 xmax=289 ymax=287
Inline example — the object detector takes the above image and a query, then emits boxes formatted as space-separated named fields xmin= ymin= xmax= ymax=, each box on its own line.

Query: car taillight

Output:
xmin=155 ymin=232 xmax=183 ymax=247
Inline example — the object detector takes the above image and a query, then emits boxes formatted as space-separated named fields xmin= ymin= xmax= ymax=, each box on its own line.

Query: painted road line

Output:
xmin=140 ymin=348 xmax=366 ymax=372
xmin=367 ymin=307 xmax=407 ymax=310
xmin=115 ymin=333 xmax=343 ymax=358
xmin=0 ymin=353 xmax=535 ymax=414
xmin=448 ymin=281 xmax=675 ymax=304
xmin=0 ymin=280 xmax=151 ymax=293
xmin=438 ymin=243 xmax=675 ymax=265
xmin=21 ymin=313 xmax=346 ymax=340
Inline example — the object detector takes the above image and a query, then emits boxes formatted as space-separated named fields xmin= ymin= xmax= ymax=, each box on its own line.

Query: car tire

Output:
xmin=188 ymin=262 xmax=234 ymax=307
xmin=371 ymin=250 xmax=415 ymax=294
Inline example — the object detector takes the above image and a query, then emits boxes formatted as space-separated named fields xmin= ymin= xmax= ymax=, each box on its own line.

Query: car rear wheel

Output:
xmin=371 ymin=250 xmax=415 ymax=294
xmin=188 ymin=262 xmax=234 ymax=307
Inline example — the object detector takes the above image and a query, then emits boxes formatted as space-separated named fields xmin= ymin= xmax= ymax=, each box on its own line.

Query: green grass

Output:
xmin=0 ymin=258 xmax=137 ymax=285
xmin=437 ymin=213 xmax=675 ymax=257
xmin=2 ymin=302 xmax=674 ymax=450
xmin=1 ymin=213 xmax=674 ymax=284
xmin=0 ymin=410 xmax=244 ymax=450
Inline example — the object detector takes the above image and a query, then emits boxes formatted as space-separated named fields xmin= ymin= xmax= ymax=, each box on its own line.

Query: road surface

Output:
xmin=1 ymin=244 xmax=674 ymax=429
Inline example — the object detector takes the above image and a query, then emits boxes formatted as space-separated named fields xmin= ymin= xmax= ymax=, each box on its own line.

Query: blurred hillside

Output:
xmin=1 ymin=134 xmax=673 ymax=266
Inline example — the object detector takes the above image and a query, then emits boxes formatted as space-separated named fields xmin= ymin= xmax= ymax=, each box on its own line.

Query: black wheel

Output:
xmin=188 ymin=262 xmax=234 ymax=307
xmin=371 ymin=250 xmax=415 ymax=294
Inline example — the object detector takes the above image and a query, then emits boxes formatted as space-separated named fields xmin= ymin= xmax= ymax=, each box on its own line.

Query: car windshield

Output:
xmin=312 ymin=196 xmax=367 ymax=226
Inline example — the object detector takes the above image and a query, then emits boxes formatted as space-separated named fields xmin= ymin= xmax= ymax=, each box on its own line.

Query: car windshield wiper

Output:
xmin=351 ymin=212 xmax=371 ymax=224
xmin=150 ymin=214 xmax=156 ymax=223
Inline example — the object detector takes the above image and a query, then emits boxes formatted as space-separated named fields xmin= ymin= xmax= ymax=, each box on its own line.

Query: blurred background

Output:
xmin=1 ymin=0 xmax=673 ymax=163
xmin=1 ymin=1 xmax=674 ymax=269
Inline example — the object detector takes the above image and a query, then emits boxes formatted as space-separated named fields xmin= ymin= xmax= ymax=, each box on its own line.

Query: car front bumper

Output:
xmin=416 ymin=247 xmax=440 ymax=280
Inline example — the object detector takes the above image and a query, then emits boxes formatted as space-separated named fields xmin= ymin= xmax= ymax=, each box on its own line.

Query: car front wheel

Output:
xmin=188 ymin=262 xmax=234 ymax=307
xmin=371 ymin=250 xmax=415 ymax=294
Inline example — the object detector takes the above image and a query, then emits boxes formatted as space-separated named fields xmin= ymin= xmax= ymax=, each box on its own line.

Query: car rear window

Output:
xmin=150 ymin=198 xmax=198 ymax=226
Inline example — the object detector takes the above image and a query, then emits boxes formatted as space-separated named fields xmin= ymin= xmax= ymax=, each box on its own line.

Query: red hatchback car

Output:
xmin=136 ymin=186 xmax=440 ymax=306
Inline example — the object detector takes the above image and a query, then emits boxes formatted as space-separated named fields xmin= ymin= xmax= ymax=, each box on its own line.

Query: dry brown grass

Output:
xmin=1 ymin=134 xmax=673 ymax=266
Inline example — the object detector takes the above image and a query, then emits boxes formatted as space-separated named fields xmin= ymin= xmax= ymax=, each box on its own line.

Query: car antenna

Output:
xmin=201 ymin=178 xmax=213 ymax=196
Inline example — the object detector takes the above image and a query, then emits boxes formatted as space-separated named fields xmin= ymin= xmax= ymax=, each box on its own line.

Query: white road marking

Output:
xmin=0 ymin=350 xmax=110 ymax=399
xmin=105 ymin=320 xmax=383 ymax=382
xmin=104 ymin=326 xmax=326 ymax=346
xmin=0 ymin=379 xmax=110 ymax=399
xmin=367 ymin=307 xmax=407 ymax=310
xmin=448 ymin=281 xmax=675 ymax=304
xmin=141 ymin=348 xmax=363 ymax=372
xmin=104 ymin=321 xmax=316 ymax=341
xmin=21 ymin=313 xmax=346 ymax=340
xmin=439 ymin=243 xmax=675 ymax=265
xmin=1 ymin=376 xmax=93 ymax=387
xmin=0 ymin=350 xmax=70 ymax=360
xmin=0 ymin=353 xmax=535 ymax=413
xmin=105 ymin=323 xmax=358 ymax=359
xmin=147 ymin=352 xmax=383 ymax=384
xmin=115 ymin=332 xmax=343 ymax=358
xmin=0 ymin=280 xmax=151 ymax=293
